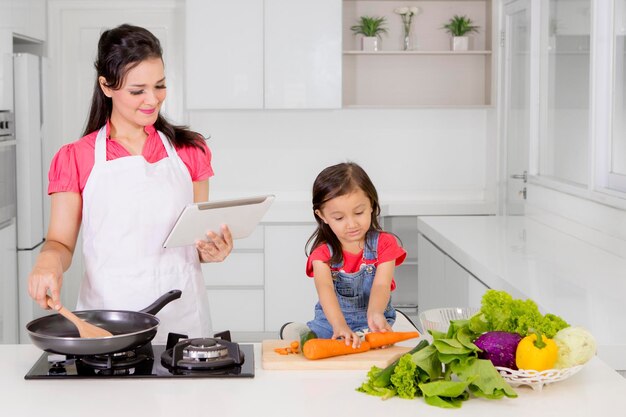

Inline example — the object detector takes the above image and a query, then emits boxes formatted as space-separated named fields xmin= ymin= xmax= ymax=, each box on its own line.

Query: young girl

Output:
xmin=283 ymin=162 xmax=406 ymax=347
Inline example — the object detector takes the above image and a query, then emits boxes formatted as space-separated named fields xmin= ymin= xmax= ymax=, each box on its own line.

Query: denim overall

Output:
xmin=307 ymin=231 xmax=396 ymax=339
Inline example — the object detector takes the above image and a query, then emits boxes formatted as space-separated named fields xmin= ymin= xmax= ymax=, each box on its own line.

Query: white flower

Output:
xmin=409 ymin=6 xmax=420 ymax=15
xmin=394 ymin=7 xmax=409 ymax=15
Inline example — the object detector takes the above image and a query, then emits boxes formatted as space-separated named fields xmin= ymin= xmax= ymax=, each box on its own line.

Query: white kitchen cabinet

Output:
xmin=264 ymin=0 xmax=341 ymax=109
xmin=417 ymin=233 xmax=488 ymax=313
xmin=185 ymin=0 xmax=341 ymax=109
xmin=185 ymin=0 xmax=264 ymax=109
xmin=264 ymin=223 xmax=318 ymax=333
xmin=207 ymin=289 xmax=265 ymax=332
xmin=381 ymin=216 xmax=419 ymax=321
xmin=202 ymin=226 xmax=265 ymax=334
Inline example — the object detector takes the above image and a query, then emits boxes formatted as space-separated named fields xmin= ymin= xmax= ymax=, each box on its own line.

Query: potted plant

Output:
xmin=442 ymin=15 xmax=480 ymax=51
xmin=351 ymin=16 xmax=387 ymax=51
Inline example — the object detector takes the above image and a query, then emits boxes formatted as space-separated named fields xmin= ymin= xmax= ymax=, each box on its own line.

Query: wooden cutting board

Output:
xmin=261 ymin=339 xmax=413 ymax=370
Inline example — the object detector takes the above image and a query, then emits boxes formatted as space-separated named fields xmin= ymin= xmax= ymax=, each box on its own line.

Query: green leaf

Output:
xmin=418 ymin=380 xmax=472 ymax=408
xmin=451 ymin=359 xmax=518 ymax=399
xmin=433 ymin=338 xmax=473 ymax=355
xmin=410 ymin=344 xmax=442 ymax=380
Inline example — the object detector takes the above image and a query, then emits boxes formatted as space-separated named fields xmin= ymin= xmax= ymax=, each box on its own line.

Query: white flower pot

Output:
xmin=361 ymin=36 xmax=379 ymax=52
xmin=452 ymin=36 xmax=469 ymax=51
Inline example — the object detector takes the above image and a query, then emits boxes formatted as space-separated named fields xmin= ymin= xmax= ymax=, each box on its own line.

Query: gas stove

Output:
xmin=24 ymin=331 xmax=254 ymax=379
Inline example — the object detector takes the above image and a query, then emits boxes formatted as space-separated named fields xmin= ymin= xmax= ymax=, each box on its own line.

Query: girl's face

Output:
xmin=315 ymin=188 xmax=373 ymax=251
xmin=99 ymin=57 xmax=166 ymax=130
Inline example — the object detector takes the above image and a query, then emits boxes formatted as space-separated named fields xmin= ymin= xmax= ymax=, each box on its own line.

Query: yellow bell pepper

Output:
xmin=515 ymin=330 xmax=558 ymax=371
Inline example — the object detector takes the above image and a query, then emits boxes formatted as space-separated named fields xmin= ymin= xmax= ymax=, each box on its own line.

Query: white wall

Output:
xmin=189 ymin=107 xmax=497 ymax=206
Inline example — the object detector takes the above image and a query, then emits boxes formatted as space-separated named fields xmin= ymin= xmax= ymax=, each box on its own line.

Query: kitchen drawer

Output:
xmin=207 ymin=289 xmax=264 ymax=332
xmin=233 ymin=226 xmax=264 ymax=250
xmin=201 ymin=252 xmax=264 ymax=287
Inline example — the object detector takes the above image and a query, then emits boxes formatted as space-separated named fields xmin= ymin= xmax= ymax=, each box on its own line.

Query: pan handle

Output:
xmin=140 ymin=290 xmax=182 ymax=315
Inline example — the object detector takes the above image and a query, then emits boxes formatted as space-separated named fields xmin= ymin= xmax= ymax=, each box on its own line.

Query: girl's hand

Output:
xmin=196 ymin=225 xmax=233 ymax=263
xmin=28 ymin=251 xmax=64 ymax=310
xmin=332 ymin=324 xmax=361 ymax=348
xmin=368 ymin=311 xmax=392 ymax=333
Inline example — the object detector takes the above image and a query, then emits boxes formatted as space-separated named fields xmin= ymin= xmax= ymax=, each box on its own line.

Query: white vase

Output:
xmin=452 ymin=36 xmax=469 ymax=51
xmin=361 ymin=36 xmax=379 ymax=52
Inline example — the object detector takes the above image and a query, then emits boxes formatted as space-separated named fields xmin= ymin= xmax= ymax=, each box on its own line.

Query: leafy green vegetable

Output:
xmin=411 ymin=344 xmax=442 ymax=381
xmin=356 ymin=321 xmax=518 ymax=409
xmin=451 ymin=358 xmax=518 ymax=399
xmin=356 ymin=366 xmax=397 ymax=399
xmin=389 ymin=354 xmax=418 ymax=399
xmin=419 ymin=379 xmax=472 ymax=408
xmin=469 ymin=289 xmax=569 ymax=337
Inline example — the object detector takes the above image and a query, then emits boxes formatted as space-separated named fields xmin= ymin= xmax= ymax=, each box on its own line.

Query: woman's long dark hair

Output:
xmin=306 ymin=162 xmax=383 ymax=266
xmin=83 ymin=24 xmax=204 ymax=150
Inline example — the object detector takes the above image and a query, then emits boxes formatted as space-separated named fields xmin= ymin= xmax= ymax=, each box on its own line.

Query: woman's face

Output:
xmin=100 ymin=57 xmax=166 ymax=129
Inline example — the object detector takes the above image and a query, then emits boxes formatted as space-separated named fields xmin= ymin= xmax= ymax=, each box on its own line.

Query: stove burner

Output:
xmin=161 ymin=337 xmax=245 ymax=372
xmin=183 ymin=339 xmax=229 ymax=360
xmin=72 ymin=344 xmax=155 ymax=375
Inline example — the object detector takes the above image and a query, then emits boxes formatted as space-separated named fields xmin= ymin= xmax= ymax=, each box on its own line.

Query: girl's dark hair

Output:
xmin=306 ymin=162 xmax=383 ymax=266
xmin=83 ymin=24 xmax=204 ymax=150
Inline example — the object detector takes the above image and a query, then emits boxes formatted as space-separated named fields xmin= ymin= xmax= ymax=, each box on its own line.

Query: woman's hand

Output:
xmin=332 ymin=324 xmax=362 ymax=348
xmin=368 ymin=311 xmax=392 ymax=333
xmin=196 ymin=225 xmax=233 ymax=263
xmin=28 ymin=250 xmax=64 ymax=310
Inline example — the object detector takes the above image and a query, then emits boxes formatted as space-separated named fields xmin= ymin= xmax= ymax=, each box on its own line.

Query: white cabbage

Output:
xmin=553 ymin=326 xmax=597 ymax=368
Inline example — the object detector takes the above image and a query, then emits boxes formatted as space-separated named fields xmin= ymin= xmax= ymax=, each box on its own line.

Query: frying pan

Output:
xmin=26 ymin=290 xmax=182 ymax=356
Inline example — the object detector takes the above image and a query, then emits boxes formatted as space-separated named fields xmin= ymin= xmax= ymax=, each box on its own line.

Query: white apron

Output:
xmin=77 ymin=126 xmax=212 ymax=344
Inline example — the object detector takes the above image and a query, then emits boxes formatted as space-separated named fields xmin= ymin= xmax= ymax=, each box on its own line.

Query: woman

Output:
xmin=28 ymin=24 xmax=232 ymax=342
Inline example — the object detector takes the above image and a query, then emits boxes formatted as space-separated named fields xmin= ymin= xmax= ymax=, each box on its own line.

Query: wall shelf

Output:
xmin=342 ymin=0 xmax=493 ymax=107
xmin=343 ymin=50 xmax=492 ymax=55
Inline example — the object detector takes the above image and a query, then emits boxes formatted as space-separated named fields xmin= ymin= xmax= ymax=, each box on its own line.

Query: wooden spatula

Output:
xmin=47 ymin=297 xmax=113 ymax=338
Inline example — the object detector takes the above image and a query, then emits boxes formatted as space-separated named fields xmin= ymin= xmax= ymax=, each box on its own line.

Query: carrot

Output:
xmin=290 ymin=341 xmax=299 ymax=350
xmin=274 ymin=347 xmax=289 ymax=355
xmin=364 ymin=331 xmax=420 ymax=349
xmin=302 ymin=339 xmax=371 ymax=360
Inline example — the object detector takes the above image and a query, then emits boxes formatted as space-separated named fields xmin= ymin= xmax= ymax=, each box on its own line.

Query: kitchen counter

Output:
xmin=2 ymin=343 xmax=625 ymax=417
xmin=417 ymin=215 xmax=626 ymax=370
xmin=261 ymin=197 xmax=494 ymax=223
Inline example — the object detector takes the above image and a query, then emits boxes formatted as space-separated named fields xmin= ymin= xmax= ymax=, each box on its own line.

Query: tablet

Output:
xmin=163 ymin=195 xmax=275 ymax=248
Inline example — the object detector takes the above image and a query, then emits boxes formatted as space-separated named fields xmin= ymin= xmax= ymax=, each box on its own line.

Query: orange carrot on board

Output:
xmin=302 ymin=339 xmax=371 ymax=360
xmin=364 ymin=331 xmax=420 ymax=349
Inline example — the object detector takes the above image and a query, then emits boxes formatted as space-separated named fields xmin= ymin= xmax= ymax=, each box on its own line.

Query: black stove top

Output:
xmin=24 ymin=333 xmax=255 ymax=380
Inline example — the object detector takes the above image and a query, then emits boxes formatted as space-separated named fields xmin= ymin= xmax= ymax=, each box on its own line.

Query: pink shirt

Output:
xmin=48 ymin=122 xmax=214 ymax=194
xmin=306 ymin=232 xmax=407 ymax=291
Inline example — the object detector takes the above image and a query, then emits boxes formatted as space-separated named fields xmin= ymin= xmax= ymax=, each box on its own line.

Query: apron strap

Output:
xmin=94 ymin=126 xmax=107 ymax=166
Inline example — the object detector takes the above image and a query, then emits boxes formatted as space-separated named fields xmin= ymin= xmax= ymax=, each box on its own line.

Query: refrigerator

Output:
xmin=13 ymin=53 xmax=47 ymax=343
xmin=0 ymin=110 xmax=18 ymax=344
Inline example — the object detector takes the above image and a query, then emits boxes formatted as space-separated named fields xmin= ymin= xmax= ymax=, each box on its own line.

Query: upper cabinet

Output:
xmin=0 ymin=0 xmax=46 ymax=42
xmin=343 ymin=0 xmax=493 ymax=107
xmin=185 ymin=0 xmax=492 ymax=109
xmin=185 ymin=0 xmax=342 ymax=109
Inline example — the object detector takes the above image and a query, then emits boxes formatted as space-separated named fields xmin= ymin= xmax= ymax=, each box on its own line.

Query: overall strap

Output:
xmin=326 ymin=243 xmax=344 ymax=269
xmin=363 ymin=230 xmax=380 ymax=261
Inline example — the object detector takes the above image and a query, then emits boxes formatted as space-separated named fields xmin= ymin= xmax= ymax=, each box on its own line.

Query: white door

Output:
xmin=46 ymin=1 xmax=184 ymax=309
xmin=500 ymin=0 xmax=531 ymax=215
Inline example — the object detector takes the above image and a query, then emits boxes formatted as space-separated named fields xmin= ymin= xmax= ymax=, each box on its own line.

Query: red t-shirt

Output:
xmin=48 ymin=122 xmax=213 ymax=195
xmin=306 ymin=232 xmax=407 ymax=291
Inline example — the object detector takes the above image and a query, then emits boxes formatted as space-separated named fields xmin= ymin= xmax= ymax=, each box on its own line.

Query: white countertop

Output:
xmin=417 ymin=215 xmax=626 ymax=369
xmin=2 ymin=343 xmax=625 ymax=417
xmin=261 ymin=198 xmax=494 ymax=223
